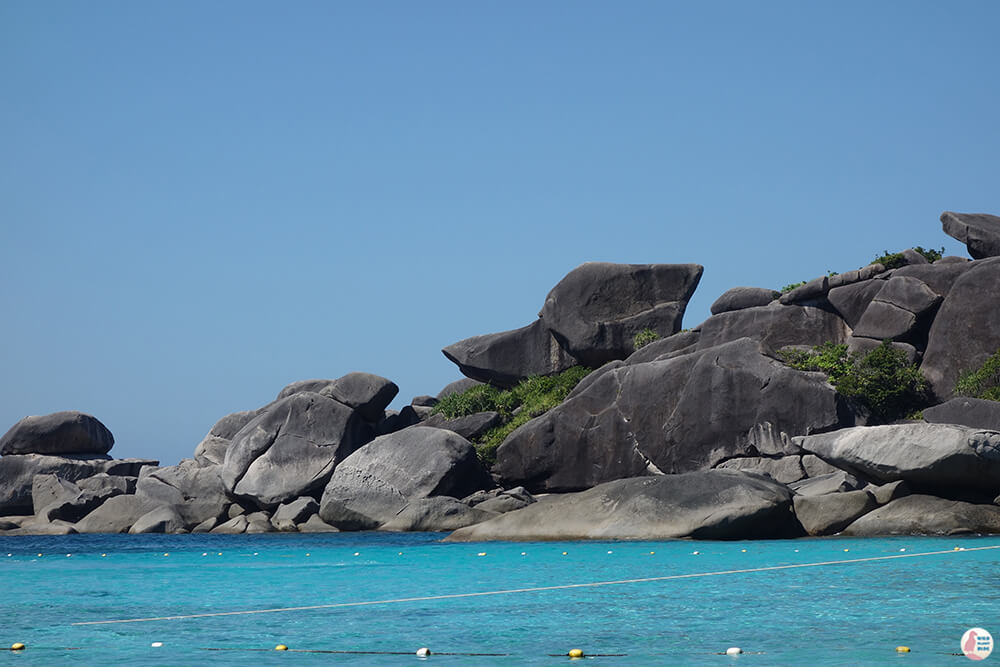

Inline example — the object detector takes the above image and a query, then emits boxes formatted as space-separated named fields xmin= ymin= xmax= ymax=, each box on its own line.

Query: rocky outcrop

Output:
xmin=495 ymin=338 xmax=854 ymax=492
xmin=379 ymin=497 xmax=495 ymax=532
xmin=443 ymin=320 xmax=578 ymax=388
xmin=843 ymin=495 xmax=1000 ymax=536
xmin=446 ymin=470 xmax=802 ymax=541
xmin=319 ymin=426 xmax=492 ymax=530
xmin=921 ymin=258 xmax=1000 ymax=400
xmin=74 ymin=495 xmax=165 ymax=534
xmin=135 ymin=459 xmax=229 ymax=528
xmin=941 ymin=211 xmax=1000 ymax=259
xmin=539 ymin=262 xmax=703 ymax=367
xmin=0 ymin=454 xmax=155 ymax=516
xmin=795 ymin=423 xmax=1000 ymax=498
xmin=193 ymin=410 xmax=257 ymax=467
xmin=792 ymin=490 xmax=878 ymax=536
xmin=0 ymin=411 xmax=114 ymax=456
xmin=222 ymin=392 xmax=373 ymax=509
xmin=849 ymin=276 xmax=941 ymax=345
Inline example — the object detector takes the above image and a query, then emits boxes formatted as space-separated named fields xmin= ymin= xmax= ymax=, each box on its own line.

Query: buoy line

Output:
xmin=71 ymin=544 xmax=1000 ymax=626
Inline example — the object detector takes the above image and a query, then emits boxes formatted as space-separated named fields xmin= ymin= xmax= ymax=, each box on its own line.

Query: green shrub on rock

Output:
xmin=871 ymin=250 xmax=907 ymax=270
xmin=633 ymin=328 xmax=660 ymax=350
xmin=780 ymin=340 xmax=929 ymax=423
xmin=955 ymin=349 xmax=1000 ymax=401
xmin=431 ymin=366 xmax=592 ymax=465
xmin=780 ymin=281 xmax=806 ymax=293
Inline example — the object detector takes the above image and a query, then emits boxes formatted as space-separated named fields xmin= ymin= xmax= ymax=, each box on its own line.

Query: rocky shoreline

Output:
xmin=3 ymin=211 xmax=1000 ymax=540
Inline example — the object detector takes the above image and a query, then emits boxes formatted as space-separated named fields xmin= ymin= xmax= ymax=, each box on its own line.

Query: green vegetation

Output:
xmin=431 ymin=366 xmax=592 ymax=465
xmin=871 ymin=246 xmax=945 ymax=269
xmin=780 ymin=281 xmax=806 ymax=293
xmin=780 ymin=340 xmax=929 ymax=423
xmin=633 ymin=328 xmax=660 ymax=350
xmin=955 ymin=348 xmax=1000 ymax=401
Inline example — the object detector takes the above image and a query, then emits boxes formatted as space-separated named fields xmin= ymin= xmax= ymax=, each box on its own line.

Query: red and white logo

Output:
xmin=962 ymin=628 xmax=994 ymax=661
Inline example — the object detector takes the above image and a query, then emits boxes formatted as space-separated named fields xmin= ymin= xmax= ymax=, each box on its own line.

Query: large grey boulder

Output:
xmin=789 ymin=471 xmax=866 ymax=497
xmin=795 ymin=423 xmax=1000 ymax=497
xmin=710 ymin=287 xmax=780 ymax=315
xmin=210 ymin=515 xmax=248 ymax=534
xmin=921 ymin=258 xmax=1000 ymax=400
xmin=222 ymin=392 xmax=372 ymax=509
xmin=827 ymin=280 xmax=887 ymax=329
xmin=0 ymin=411 xmax=114 ymax=456
xmin=539 ymin=262 xmax=703 ymax=367
xmin=924 ymin=397 xmax=1000 ymax=430
xmin=74 ymin=495 xmax=165 ymax=534
xmin=135 ymin=459 xmax=229 ymax=528
xmin=891 ymin=260 xmax=974 ymax=297
xmin=193 ymin=410 xmax=257 ymax=467
xmin=941 ymin=211 xmax=1000 ymax=259
xmin=319 ymin=426 xmax=492 ymax=530
xmin=276 ymin=373 xmax=399 ymax=422
xmin=0 ymin=454 xmax=156 ymax=516
xmin=843 ymin=494 xmax=1000 ymax=535
xmin=696 ymin=304 xmax=849 ymax=352
xmin=792 ymin=490 xmax=878 ymax=536
xmin=445 ymin=471 xmax=802 ymax=541
xmin=495 ymin=338 xmax=853 ymax=492
xmin=379 ymin=497 xmax=496 ymax=532
xmin=32 ymin=473 xmax=132 ymax=523
xmin=129 ymin=505 xmax=186 ymax=534
xmin=851 ymin=276 xmax=941 ymax=342
xmin=271 ymin=497 xmax=319 ymax=531
xmin=442 ymin=319 xmax=578 ymax=388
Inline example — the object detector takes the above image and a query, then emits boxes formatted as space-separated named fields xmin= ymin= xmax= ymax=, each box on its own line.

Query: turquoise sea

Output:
xmin=1 ymin=533 xmax=998 ymax=666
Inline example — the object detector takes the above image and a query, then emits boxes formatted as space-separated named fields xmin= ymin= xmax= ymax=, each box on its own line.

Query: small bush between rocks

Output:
xmin=633 ymin=328 xmax=660 ymax=350
xmin=780 ymin=281 xmax=806 ymax=293
xmin=431 ymin=366 xmax=592 ymax=465
xmin=955 ymin=349 xmax=1000 ymax=401
xmin=780 ymin=340 xmax=929 ymax=423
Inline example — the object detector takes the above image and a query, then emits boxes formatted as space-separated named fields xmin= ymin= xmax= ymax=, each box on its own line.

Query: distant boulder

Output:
xmin=442 ymin=319 xmax=577 ymax=388
xmin=319 ymin=426 xmax=491 ymax=530
xmin=843 ymin=494 xmax=1000 ymax=535
xmin=795 ymin=423 xmax=1000 ymax=498
xmin=276 ymin=373 xmax=399 ymax=422
xmin=222 ymin=392 xmax=372 ymax=509
xmin=0 ymin=411 xmax=114 ymax=456
xmin=539 ymin=262 xmax=703 ymax=367
xmin=446 ymin=470 xmax=802 ymax=541
xmin=941 ymin=211 xmax=1000 ymax=259
xmin=710 ymin=287 xmax=780 ymax=315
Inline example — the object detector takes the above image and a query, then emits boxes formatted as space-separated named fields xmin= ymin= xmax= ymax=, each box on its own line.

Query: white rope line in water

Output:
xmin=72 ymin=544 xmax=1000 ymax=626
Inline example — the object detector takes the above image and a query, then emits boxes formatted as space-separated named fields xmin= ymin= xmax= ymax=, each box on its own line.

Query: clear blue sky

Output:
xmin=2 ymin=1 xmax=997 ymax=464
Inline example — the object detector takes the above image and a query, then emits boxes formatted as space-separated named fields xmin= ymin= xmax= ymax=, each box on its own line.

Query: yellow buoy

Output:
xmin=896 ymin=646 xmax=911 ymax=653
xmin=275 ymin=644 xmax=288 ymax=651
xmin=568 ymin=648 xmax=584 ymax=658
xmin=11 ymin=643 xmax=25 ymax=651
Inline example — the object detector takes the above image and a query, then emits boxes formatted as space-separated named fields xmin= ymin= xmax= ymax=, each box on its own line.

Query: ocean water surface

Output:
xmin=1 ymin=533 xmax=998 ymax=665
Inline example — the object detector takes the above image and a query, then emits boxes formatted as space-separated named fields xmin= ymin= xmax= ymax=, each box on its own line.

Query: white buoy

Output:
xmin=726 ymin=646 xmax=743 ymax=655
xmin=151 ymin=642 xmax=163 ymax=648
xmin=416 ymin=647 xmax=431 ymax=657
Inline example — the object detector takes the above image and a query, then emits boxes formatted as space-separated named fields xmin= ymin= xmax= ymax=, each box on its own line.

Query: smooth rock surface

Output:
xmin=696 ymin=304 xmax=849 ymax=352
xmin=129 ymin=505 xmax=186 ymax=534
xmin=795 ymin=423 xmax=1000 ymax=496
xmin=793 ymin=490 xmax=878 ymax=535
xmin=843 ymin=494 xmax=1000 ymax=535
xmin=446 ymin=470 xmax=802 ymax=541
xmin=442 ymin=319 xmax=578 ymax=388
xmin=320 ymin=427 xmax=491 ymax=530
xmin=789 ymin=471 xmax=866 ymax=497
xmin=420 ymin=412 xmax=503 ymax=441
xmin=379 ymin=497 xmax=496 ymax=532
xmin=272 ymin=497 xmax=319 ymax=531
xmin=714 ymin=456 xmax=805 ymax=484
xmin=924 ymin=397 xmax=1000 ymax=431
xmin=921 ymin=258 xmax=1000 ymax=400
xmin=222 ymin=392 xmax=372 ymax=509
xmin=496 ymin=338 xmax=853 ymax=492
xmin=74 ymin=495 xmax=164 ymax=534
xmin=136 ymin=459 xmax=229 ymax=528
xmin=276 ymin=373 xmax=399 ymax=422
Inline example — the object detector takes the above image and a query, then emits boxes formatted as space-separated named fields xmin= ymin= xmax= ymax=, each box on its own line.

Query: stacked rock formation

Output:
xmin=3 ymin=210 xmax=1000 ymax=538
